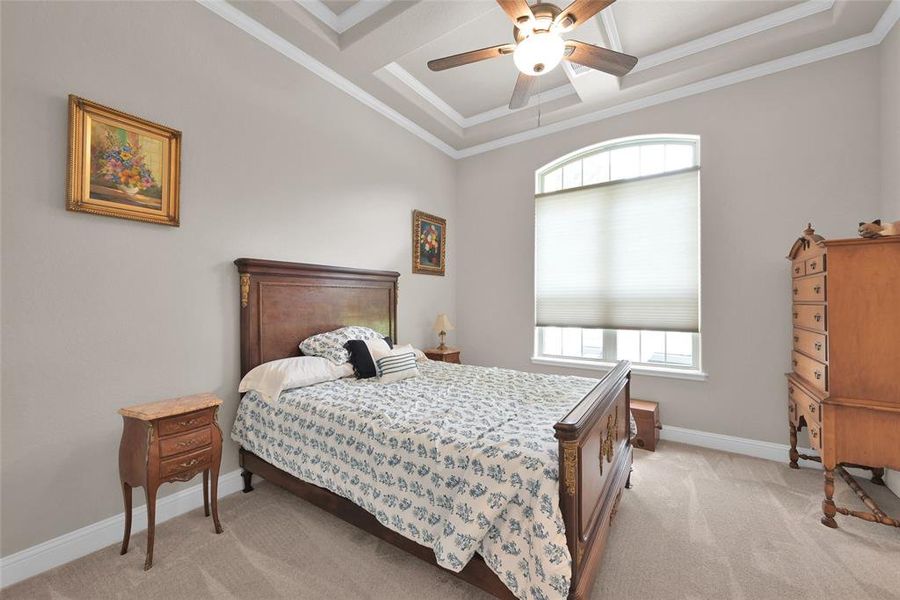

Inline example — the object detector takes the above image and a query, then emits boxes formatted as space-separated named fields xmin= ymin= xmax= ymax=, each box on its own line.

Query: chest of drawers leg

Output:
xmin=118 ymin=394 xmax=224 ymax=570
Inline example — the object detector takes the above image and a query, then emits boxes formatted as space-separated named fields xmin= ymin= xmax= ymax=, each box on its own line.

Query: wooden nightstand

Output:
xmin=424 ymin=347 xmax=460 ymax=363
xmin=118 ymin=393 xmax=224 ymax=570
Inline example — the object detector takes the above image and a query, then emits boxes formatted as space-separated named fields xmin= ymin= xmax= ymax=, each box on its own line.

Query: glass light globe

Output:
xmin=513 ymin=32 xmax=565 ymax=76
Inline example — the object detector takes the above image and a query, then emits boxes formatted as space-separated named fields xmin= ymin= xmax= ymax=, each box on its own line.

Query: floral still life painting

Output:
xmin=412 ymin=210 xmax=446 ymax=276
xmin=67 ymin=95 xmax=181 ymax=226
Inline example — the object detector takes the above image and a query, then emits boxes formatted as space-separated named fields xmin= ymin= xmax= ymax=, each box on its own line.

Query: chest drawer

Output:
xmin=159 ymin=447 xmax=212 ymax=479
xmin=159 ymin=427 xmax=211 ymax=457
xmin=791 ymin=260 xmax=805 ymax=278
xmin=158 ymin=409 xmax=212 ymax=437
xmin=792 ymin=351 xmax=828 ymax=393
xmin=792 ymin=274 xmax=826 ymax=302
xmin=805 ymin=255 xmax=825 ymax=275
xmin=792 ymin=328 xmax=827 ymax=363
xmin=793 ymin=304 xmax=826 ymax=332
xmin=788 ymin=378 xmax=821 ymax=423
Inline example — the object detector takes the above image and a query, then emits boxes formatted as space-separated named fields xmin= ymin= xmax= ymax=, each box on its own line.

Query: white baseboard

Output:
xmin=0 ymin=469 xmax=243 ymax=588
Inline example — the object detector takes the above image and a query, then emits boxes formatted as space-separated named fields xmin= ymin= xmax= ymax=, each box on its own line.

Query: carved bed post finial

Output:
xmin=240 ymin=273 xmax=250 ymax=308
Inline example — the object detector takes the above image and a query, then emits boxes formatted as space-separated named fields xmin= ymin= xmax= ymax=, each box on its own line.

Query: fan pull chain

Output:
xmin=537 ymin=76 xmax=543 ymax=128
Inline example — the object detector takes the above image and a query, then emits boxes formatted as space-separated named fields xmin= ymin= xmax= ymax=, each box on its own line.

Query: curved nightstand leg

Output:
xmin=144 ymin=485 xmax=157 ymax=570
xmin=821 ymin=467 xmax=838 ymax=529
xmin=203 ymin=470 xmax=210 ymax=517
xmin=120 ymin=482 xmax=132 ymax=555
xmin=242 ymin=469 xmax=254 ymax=493
xmin=211 ymin=464 xmax=223 ymax=534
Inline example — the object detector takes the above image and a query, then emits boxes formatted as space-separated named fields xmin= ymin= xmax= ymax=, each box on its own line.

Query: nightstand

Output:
xmin=424 ymin=347 xmax=460 ymax=363
xmin=118 ymin=393 xmax=224 ymax=570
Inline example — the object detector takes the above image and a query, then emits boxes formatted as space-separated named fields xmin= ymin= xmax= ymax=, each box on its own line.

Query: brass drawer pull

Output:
xmin=814 ymin=314 xmax=822 ymax=322
xmin=809 ymin=261 xmax=816 ymax=269
xmin=793 ymin=312 xmax=799 ymax=319
xmin=793 ymin=335 xmax=799 ymax=343
xmin=794 ymin=267 xmax=801 ymax=274
xmin=792 ymin=359 xmax=798 ymax=367
xmin=808 ymin=402 xmax=816 ymax=412
xmin=176 ymin=439 xmax=200 ymax=448
xmin=177 ymin=418 xmax=202 ymax=428
xmin=814 ymin=342 xmax=822 ymax=351
xmin=814 ymin=370 xmax=822 ymax=380
xmin=811 ymin=429 xmax=818 ymax=438
xmin=788 ymin=386 xmax=795 ymax=395
xmin=813 ymin=285 xmax=821 ymax=294
xmin=178 ymin=458 xmax=202 ymax=469
xmin=793 ymin=288 xmax=798 ymax=295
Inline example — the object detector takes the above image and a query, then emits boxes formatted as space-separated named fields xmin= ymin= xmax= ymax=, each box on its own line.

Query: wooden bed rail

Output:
xmin=554 ymin=360 xmax=633 ymax=600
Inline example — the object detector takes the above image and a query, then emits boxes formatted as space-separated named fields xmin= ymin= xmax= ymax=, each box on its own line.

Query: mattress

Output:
xmin=232 ymin=360 xmax=604 ymax=600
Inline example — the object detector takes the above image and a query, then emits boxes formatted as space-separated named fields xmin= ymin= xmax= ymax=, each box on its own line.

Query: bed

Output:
xmin=233 ymin=258 xmax=633 ymax=600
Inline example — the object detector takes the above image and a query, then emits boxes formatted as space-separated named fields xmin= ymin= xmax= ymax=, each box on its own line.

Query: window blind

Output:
xmin=535 ymin=168 xmax=699 ymax=332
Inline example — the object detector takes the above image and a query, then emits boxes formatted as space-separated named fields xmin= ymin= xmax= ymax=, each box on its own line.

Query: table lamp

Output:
xmin=432 ymin=314 xmax=454 ymax=350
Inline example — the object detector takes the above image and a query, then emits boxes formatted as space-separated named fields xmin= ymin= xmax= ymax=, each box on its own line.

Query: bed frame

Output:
xmin=234 ymin=258 xmax=632 ymax=600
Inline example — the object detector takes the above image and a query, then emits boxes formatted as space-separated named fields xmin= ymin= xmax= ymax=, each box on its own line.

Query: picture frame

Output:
xmin=67 ymin=95 xmax=181 ymax=226
xmin=412 ymin=210 xmax=446 ymax=276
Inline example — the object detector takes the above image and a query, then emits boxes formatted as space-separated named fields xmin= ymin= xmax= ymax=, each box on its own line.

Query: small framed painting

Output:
xmin=67 ymin=95 xmax=181 ymax=226
xmin=413 ymin=210 xmax=446 ymax=276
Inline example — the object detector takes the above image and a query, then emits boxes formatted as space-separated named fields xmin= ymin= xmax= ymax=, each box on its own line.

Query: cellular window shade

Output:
xmin=535 ymin=168 xmax=699 ymax=332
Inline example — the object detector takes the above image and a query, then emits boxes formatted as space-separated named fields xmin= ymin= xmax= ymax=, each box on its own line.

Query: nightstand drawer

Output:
xmin=159 ymin=410 xmax=212 ymax=437
xmin=159 ymin=427 xmax=211 ymax=457
xmin=159 ymin=447 xmax=212 ymax=479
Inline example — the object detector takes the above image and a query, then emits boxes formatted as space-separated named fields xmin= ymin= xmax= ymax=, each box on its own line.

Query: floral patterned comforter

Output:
xmin=232 ymin=361 xmax=601 ymax=600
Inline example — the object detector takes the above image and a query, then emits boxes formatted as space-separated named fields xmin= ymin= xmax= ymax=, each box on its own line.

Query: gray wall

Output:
xmin=455 ymin=48 xmax=882 ymax=446
xmin=882 ymin=23 xmax=900 ymax=216
xmin=0 ymin=1 xmax=456 ymax=556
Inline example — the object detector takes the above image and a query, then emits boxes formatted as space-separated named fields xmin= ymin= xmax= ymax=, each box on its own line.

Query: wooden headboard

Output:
xmin=234 ymin=259 xmax=399 ymax=376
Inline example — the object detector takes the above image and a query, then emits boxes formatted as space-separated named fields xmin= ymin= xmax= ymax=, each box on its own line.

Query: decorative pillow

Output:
xmin=239 ymin=356 xmax=353 ymax=403
xmin=299 ymin=326 xmax=388 ymax=365
xmin=344 ymin=337 xmax=392 ymax=379
xmin=373 ymin=347 xmax=419 ymax=383
xmin=392 ymin=343 xmax=426 ymax=362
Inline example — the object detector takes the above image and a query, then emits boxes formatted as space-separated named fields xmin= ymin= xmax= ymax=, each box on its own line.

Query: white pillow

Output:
xmin=239 ymin=356 xmax=353 ymax=403
xmin=392 ymin=343 xmax=427 ymax=362
xmin=372 ymin=347 xmax=419 ymax=383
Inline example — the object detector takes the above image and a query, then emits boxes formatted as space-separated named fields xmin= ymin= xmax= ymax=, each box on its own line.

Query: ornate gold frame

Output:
xmin=412 ymin=210 xmax=446 ymax=276
xmin=67 ymin=95 xmax=181 ymax=226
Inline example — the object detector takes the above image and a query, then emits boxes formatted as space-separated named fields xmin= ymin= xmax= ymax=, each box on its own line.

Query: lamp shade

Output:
xmin=432 ymin=313 xmax=455 ymax=333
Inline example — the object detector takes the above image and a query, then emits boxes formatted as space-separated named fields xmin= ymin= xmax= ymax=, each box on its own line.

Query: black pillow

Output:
xmin=344 ymin=337 xmax=393 ymax=379
xmin=383 ymin=336 xmax=394 ymax=349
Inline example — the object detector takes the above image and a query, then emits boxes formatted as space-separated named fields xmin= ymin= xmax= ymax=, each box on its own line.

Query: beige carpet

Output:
xmin=5 ymin=442 xmax=899 ymax=600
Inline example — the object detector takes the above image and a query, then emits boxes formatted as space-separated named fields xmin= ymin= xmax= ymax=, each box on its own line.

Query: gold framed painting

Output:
xmin=413 ymin=210 xmax=446 ymax=276
xmin=67 ymin=95 xmax=181 ymax=226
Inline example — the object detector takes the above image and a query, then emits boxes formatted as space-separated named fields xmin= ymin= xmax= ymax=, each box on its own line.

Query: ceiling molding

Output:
xmin=199 ymin=0 xmax=898 ymax=160
xmin=599 ymin=10 xmax=623 ymax=54
xmin=455 ymin=27 xmax=884 ymax=158
xmin=295 ymin=0 xmax=391 ymax=34
xmin=384 ymin=62 xmax=577 ymax=128
xmin=198 ymin=0 xmax=457 ymax=156
xmin=632 ymin=0 xmax=835 ymax=73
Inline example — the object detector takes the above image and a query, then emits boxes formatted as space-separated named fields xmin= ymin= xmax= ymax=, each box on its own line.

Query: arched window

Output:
xmin=533 ymin=135 xmax=703 ymax=377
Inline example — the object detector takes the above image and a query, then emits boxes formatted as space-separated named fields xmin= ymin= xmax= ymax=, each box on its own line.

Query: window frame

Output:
xmin=532 ymin=134 xmax=706 ymax=381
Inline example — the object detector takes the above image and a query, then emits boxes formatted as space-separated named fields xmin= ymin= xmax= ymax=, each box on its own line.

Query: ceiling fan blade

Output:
xmin=555 ymin=0 xmax=615 ymax=29
xmin=509 ymin=72 xmax=536 ymax=110
xmin=497 ymin=0 xmax=535 ymax=26
xmin=428 ymin=43 xmax=515 ymax=71
xmin=565 ymin=40 xmax=637 ymax=76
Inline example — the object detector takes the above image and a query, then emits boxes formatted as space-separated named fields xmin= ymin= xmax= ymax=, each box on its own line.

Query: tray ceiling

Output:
xmin=206 ymin=0 xmax=899 ymax=157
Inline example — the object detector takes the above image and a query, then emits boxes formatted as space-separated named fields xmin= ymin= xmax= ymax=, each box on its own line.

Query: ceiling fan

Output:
xmin=427 ymin=0 xmax=637 ymax=110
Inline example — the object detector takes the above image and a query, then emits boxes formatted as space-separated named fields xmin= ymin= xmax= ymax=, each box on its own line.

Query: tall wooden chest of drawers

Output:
xmin=786 ymin=225 xmax=900 ymax=530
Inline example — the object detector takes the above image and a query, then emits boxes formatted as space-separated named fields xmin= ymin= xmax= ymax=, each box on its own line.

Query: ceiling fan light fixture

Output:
xmin=513 ymin=32 xmax=564 ymax=76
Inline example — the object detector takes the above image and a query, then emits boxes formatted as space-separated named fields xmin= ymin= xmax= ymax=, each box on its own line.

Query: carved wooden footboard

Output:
xmin=555 ymin=360 xmax=632 ymax=600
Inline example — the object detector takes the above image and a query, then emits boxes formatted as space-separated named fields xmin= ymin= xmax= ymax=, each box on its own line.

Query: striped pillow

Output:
xmin=374 ymin=349 xmax=418 ymax=383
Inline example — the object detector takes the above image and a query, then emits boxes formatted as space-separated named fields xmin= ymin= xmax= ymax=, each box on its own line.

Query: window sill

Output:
xmin=531 ymin=356 xmax=708 ymax=382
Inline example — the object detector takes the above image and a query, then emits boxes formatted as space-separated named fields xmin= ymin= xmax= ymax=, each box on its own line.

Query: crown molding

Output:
xmin=384 ymin=62 xmax=577 ymax=129
xmin=633 ymin=0 xmax=835 ymax=73
xmin=199 ymin=0 xmax=898 ymax=160
xmin=197 ymin=0 xmax=457 ymax=157
xmin=295 ymin=0 xmax=391 ymax=34
xmin=456 ymin=28 xmax=883 ymax=158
